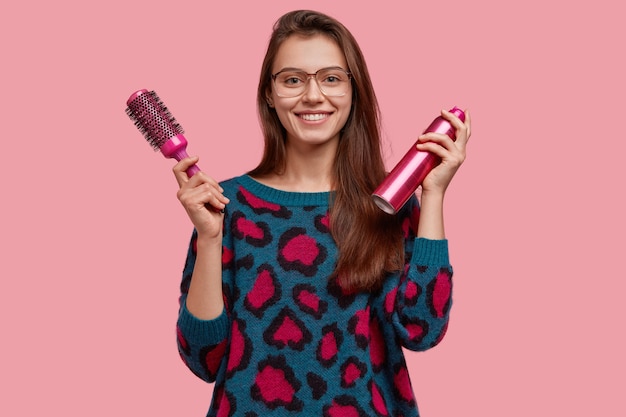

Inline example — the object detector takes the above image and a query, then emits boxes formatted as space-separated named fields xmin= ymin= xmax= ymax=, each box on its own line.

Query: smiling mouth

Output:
xmin=298 ymin=113 xmax=330 ymax=121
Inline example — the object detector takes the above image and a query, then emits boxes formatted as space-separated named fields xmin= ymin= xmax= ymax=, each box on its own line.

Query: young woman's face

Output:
xmin=269 ymin=34 xmax=352 ymax=150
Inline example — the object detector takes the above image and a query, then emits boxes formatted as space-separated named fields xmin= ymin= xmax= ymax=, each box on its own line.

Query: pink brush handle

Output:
xmin=163 ymin=135 xmax=224 ymax=213
xmin=162 ymin=133 xmax=224 ymax=213
xmin=160 ymin=134 xmax=200 ymax=177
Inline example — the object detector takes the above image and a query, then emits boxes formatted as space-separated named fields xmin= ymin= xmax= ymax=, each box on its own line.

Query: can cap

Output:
xmin=449 ymin=106 xmax=466 ymax=122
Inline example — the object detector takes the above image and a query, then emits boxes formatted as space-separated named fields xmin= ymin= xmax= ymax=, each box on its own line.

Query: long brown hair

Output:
xmin=249 ymin=10 xmax=404 ymax=291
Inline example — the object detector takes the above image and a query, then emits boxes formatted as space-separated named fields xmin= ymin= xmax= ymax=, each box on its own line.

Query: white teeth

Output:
xmin=299 ymin=113 xmax=328 ymax=121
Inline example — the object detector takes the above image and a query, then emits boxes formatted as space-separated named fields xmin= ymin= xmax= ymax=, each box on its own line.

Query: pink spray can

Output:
xmin=372 ymin=107 xmax=465 ymax=214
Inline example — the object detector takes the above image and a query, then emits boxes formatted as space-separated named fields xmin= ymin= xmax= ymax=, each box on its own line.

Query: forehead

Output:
xmin=273 ymin=34 xmax=347 ymax=72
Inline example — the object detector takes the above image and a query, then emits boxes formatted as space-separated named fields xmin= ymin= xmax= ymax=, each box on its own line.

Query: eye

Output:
xmin=279 ymin=72 xmax=306 ymax=86
xmin=284 ymin=77 xmax=300 ymax=85
xmin=319 ymin=70 xmax=347 ymax=84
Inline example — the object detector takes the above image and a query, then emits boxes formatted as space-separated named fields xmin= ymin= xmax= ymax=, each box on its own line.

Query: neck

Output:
xmin=255 ymin=140 xmax=337 ymax=192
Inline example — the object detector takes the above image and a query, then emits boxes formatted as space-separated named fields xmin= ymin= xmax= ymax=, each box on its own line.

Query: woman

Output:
xmin=173 ymin=9 xmax=470 ymax=417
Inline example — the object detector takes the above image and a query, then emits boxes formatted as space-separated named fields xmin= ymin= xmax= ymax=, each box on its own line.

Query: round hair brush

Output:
xmin=125 ymin=89 xmax=200 ymax=176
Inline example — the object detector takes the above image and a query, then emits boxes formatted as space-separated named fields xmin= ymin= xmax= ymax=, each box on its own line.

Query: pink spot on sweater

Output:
xmin=246 ymin=269 xmax=275 ymax=309
xmin=406 ymin=323 xmax=424 ymax=339
xmin=354 ymin=308 xmax=370 ymax=339
xmin=215 ymin=389 xmax=232 ymax=417
xmin=370 ymin=381 xmax=390 ymax=416
xmin=203 ymin=340 xmax=227 ymax=377
xmin=320 ymin=331 xmax=339 ymax=361
xmin=384 ymin=288 xmax=397 ymax=315
xmin=432 ymin=270 xmax=452 ymax=318
xmin=227 ymin=321 xmax=246 ymax=373
xmin=343 ymin=363 xmax=362 ymax=386
xmin=274 ymin=316 xmax=303 ymax=345
xmin=326 ymin=401 xmax=361 ymax=417
xmin=369 ymin=317 xmax=385 ymax=370
xmin=394 ymin=367 xmax=415 ymax=403
xmin=222 ymin=246 xmax=234 ymax=264
xmin=282 ymin=234 xmax=319 ymax=264
xmin=236 ymin=217 xmax=264 ymax=240
xmin=255 ymin=366 xmax=295 ymax=403
xmin=176 ymin=326 xmax=188 ymax=352
xmin=239 ymin=186 xmax=281 ymax=211
xmin=297 ymin=290 xmax=319 ymax=311
xmin=405 ymin=281 xmax=419 ymax=299
xmin=320 ymin=213 xmax=330 ymax=228
xmin=402 ymin=217 xmax=411 ymax=238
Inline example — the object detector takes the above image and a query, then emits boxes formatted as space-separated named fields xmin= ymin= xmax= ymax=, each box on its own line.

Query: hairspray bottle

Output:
xmin=372 ymin=107 xmax=465 ymax=214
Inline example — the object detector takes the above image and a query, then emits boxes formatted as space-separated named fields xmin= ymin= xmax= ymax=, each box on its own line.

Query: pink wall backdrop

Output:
xmin=1 ymin=0 xmax=623 ymax=415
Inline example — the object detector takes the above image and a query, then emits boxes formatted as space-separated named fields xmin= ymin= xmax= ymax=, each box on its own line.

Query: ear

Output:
xmin=265 ymin=87 xmax=274 ymax=108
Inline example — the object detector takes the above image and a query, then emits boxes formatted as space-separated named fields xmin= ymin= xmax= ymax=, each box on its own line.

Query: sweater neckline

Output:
xmin=239 ymin=175 xmax=332 ymax=207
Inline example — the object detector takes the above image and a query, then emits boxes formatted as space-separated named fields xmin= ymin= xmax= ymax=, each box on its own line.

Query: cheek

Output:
xmin=274 ymin=106 xmax=293 ymax=129
xmin=337 ymin=99 xmax=353 ymax=127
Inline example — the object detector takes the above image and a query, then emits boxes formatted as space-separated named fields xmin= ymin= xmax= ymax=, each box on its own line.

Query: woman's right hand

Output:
xmin=173 ymin=156 xmax=230 ymax=239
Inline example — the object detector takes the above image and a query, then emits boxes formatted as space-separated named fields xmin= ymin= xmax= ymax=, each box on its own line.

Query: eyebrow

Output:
xmin=273 ymin=66 xmax=347 ymax=74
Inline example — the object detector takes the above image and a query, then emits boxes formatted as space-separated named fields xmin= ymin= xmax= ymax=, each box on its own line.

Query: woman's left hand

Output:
xmin=416 ymin=108 xmax=472 ymax=195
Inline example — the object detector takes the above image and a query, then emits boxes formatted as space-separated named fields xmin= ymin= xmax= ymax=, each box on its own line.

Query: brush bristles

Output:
xmin=125 ymin=90 xmax=184 ymax=150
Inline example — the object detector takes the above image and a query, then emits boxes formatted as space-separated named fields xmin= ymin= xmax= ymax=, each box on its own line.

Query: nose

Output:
xmin=302 ymin=74 xmax=324 ymax=102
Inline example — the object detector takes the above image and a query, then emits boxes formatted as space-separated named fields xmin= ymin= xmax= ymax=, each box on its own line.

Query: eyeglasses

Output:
xmin=271 ymin=67 xmax=352 ymax=98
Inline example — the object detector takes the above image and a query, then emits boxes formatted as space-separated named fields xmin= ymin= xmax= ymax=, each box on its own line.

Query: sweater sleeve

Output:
xmin=175 ymin=229 xmax=231 ymax=383
xmin=386 ymin=199 xmax=454 ymax=351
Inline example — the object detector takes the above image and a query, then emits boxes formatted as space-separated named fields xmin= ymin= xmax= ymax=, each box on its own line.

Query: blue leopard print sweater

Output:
xmin=176 ymin=175 xmax=453 ymax=417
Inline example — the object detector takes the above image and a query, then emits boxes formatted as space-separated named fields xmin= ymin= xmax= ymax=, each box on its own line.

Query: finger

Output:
xmin=415 ymin=141 xmax=450 ymax=159
xmin=173 ymin=156 xmax=200 ymax=187
xmin=453 ymin=109 xmax=471 ymax=149
xmin=184 ymin=172 xmax=225 ymax=199
xmin=436 ymin=108 xmax=471 ymax=149
xmin=178 ymin=184 xmax=229 ymax=214
xmin=417 ymin=132 xmax=455 ymax=150
xmin=441 ymin=108 xmax=464 ymax=130
xmin=194 ymin=182 xmax=230 ymax=209
xmin=194 ymin=172 xmax=224 ymax=193
xmin=416 ymin=133 xmax=465 ymax=158
xmin=206 ymin=189 xmax=230 ymax=211
xmin=416 ymin=141 xmax=465 ymax=169
xmin=463 ymin=110 xmax=472 ymax=141
xmin=200 ymin=181 xmax=230 ymax=204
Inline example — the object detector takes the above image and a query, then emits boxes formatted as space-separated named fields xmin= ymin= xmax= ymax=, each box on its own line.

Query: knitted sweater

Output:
xmin=176 ymin=175 xmax=453 ymax=417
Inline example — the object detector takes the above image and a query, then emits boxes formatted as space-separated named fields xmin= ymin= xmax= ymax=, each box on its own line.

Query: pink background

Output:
xmin=1 ymin=0 xmax=624 ymax=415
